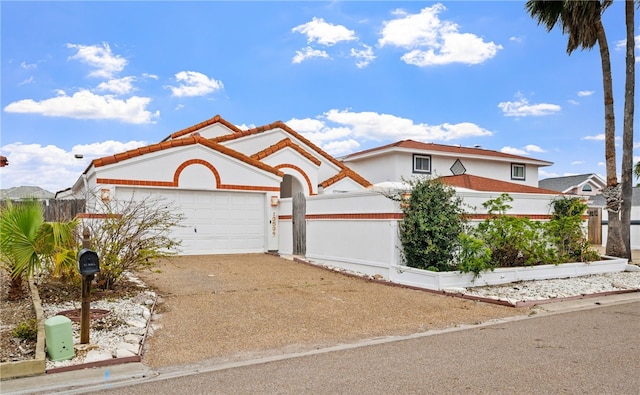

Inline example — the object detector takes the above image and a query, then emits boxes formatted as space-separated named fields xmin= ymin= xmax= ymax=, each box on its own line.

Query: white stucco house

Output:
xmin=341 ymin=139 xmax=557 ymax=194
xmin=60 ymin=115 xmax=566 ymax=256
xmin=60 ymin=115 xmax=371 ymax=255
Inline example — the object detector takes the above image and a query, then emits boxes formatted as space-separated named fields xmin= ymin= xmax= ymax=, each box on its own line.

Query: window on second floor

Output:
xmin=582 ymin=184 xmax=592 ymax=192
xmin=511 ymin=163 xmax=525 ymax=180
xmin=413 ymin=154 xmax=431 ymax=174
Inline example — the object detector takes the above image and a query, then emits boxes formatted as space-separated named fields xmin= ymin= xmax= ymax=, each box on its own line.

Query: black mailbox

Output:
xmin=77 ymin=248 xmax=100 ymax=276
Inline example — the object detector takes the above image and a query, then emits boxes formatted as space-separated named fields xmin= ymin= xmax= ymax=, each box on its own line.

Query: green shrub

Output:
xmin=546 ymin=197 xmax=600 ymax=262
xmin=456 ymin=233 xmax=494 ymax=277
xmin=13 ymin=318 xmax=37 ymax=341
xmin=394 ymin=177 xmax=468 ymax=272
xmin=472 ymin=194 xmax=557 ymax=267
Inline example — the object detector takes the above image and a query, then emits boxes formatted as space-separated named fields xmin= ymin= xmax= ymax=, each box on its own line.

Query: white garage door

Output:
xmin=117 ymin=188 xmax=266 ymax=255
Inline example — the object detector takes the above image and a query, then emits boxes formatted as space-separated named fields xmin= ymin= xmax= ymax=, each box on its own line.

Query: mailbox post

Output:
xmin=78 ymin=227 xmax=100 ymax=344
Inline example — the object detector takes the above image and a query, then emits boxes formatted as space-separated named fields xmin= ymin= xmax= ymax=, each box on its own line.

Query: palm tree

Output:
xmin=620 ymin=0 xmax=635 ymax=259
xmin=0 ymin=200 xmax=77 ymax=299
xmin=525 ymin=0 xmax=626 ymax=257
xmin=635 ymin=161 xmax=640 ymax=186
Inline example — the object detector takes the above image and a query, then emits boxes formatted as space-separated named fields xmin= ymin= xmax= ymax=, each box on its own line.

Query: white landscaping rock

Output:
xmin=116 ymin=342 xmax=139 ymax=354
xmin=114 ymin=348 xmax=137 ymax=359
xmin=84 ymin=349 xmax=113 ymax=363
xmin=124 ymin=334 xmax=142 ymax=344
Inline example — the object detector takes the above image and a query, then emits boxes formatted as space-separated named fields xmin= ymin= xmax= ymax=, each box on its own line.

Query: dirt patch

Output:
xmin=140 ymin=254 xmax=528 ymax=369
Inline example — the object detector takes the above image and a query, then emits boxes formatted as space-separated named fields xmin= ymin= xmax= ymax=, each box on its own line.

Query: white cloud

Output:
xmin=4 ymin=89 xmax=158 ymax=124
xmin=71 ymin=140 xmax=148 ymax=158
xmin=322 ymin=139 xmax=361 ymax=156
xmin=582 ymin=134 xmax=605 ymax=141
xmin=67 ymin=42 xmax=127 ymax=78
xmin=351 ymin=44 xmax=375 ymax=68
xmin=167 ymin=71 xmax=223 ymax=97
xmin=97 ymin=76 xmax=136 ymax=94
xmin=539 ymin=169 xmax=559 ymax=179
xmin=498 ymin=95 xmax=561 ymax=117
xmin=501 ymin=144 xmax=546 ymax=156
xmin=292 ymin=47 xmax=330 ymax=64
xmin=142 ymin=73 xmax=158 ymax=80
xmin=21 ymin=61 xmax=37 ymax=70
xmin=292 ymin=17 xmax=357 ymax=46
xmin=633 ymin=142 xmax=640 ymax=149
xmin=568 ymin=99 xmax=579 ymax=105
xmin=501 ymin=146 xmax=527 ymax=155
xmin=19 ymin=76 xmax=34 ymax=85
xmin=524 ymin=144 xmax=545 ymax=153
xmin=0 ymin=140 xmax=146 ymax=193
xmin=509 ymin=36 xmax=523 ymax=43
xmin=577 ymin=90 xmax=593 ymax=97
xmin=571 ymin=161 xmax=584 ymax=165
xmin=286 ymin=109 xmax=493 ymax=156
xmin=378 ymin=4 xmax=502 ymax=66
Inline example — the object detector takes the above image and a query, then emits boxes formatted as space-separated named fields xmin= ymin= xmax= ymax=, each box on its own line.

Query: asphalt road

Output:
xmin=85 ymin=300 xmax=640 ymax=395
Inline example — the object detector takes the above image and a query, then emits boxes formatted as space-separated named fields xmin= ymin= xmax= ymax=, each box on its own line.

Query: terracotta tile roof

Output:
xmin=161 ymin=114 xmax=243 ymax=142
xmin=439 ymin=174 xmax=561 ymax=195
xmin=320 ymin=168 xmax=371 ymax=189
xmin=214 ymin=120 xmax=372 ymax=188
xmin=342 ymin=139 xmax=553 ymax=166
xmin=251 ymin=138 xmax=322 ymax=166
xmin=92 ymin=135 xmax=283 ymax=177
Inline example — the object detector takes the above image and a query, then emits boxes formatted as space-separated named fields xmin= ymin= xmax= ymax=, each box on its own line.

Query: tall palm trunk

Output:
xmin=597 ymin=20 xmax=624 ymax=257
xmin=620 ymin=0 xmax=635 ymax=260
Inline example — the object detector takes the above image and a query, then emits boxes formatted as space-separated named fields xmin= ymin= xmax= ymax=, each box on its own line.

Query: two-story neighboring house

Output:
xmin=341 ymin=139 xmax=553 ymax=190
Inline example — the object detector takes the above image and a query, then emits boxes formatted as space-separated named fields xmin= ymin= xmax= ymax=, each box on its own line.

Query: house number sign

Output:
xmin=271 ymin=212 xmax=277 ymax=236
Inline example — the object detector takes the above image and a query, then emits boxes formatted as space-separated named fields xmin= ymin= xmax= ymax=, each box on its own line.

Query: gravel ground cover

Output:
xmin=3 ymin=253 xmax=639 ymax=372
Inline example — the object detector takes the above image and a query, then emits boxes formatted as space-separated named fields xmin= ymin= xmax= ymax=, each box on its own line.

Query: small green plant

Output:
xmin=12 ymin=318 xmax=37 ymax=341
xmin=456 ymin=233 xmax=494 ymax=277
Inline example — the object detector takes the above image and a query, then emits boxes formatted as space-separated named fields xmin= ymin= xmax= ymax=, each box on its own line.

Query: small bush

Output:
xmin=391 ymin=177 xmax=468 ymax=271
xmin=13 ymin=319 xmax=37 ymax=341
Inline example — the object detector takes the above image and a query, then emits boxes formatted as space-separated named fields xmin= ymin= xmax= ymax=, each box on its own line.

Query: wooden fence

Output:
xmin=0 ymin=199 xmax=85 ymax=222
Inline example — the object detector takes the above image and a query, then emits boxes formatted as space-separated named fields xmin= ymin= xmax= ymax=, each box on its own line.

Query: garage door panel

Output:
xmin=117 ymin=187 xmax=265 ymax=255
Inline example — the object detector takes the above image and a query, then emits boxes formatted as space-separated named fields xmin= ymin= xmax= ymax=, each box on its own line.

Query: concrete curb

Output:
xmin=0 ymin=278 xmax=46 ymax=380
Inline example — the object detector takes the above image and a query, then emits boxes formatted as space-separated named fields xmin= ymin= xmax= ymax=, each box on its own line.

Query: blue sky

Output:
xmin=1 ymin=1 xmax=638 ymax=193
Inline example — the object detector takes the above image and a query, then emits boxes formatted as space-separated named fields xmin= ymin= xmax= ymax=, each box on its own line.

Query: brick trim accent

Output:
xmin=278 ymin=213 xmax=561 ymax=221
xmin=174 ymin=159 xmax=221 ymax=187
xmin=75 ymin=213 xmax=123 ymax=219
xmin=275 ymin=164 xmax=315 ymax=195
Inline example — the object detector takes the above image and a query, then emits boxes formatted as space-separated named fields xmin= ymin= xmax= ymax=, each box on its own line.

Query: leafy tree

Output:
xmin=0 ymin=200 xmax=77 ymax=299
xmin=82 ymin=193 xmax=183 ymax=290
xmin=394 ymin=177 xmax=467 ymax=272
xmin=635 ymin=161 xmax=640 ymax=187
xmin=525 ymin=0 xmax=626 ymax=258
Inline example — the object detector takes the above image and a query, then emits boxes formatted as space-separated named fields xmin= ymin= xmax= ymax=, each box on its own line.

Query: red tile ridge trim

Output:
xmin=251 ymin=138 xmax=322 ymax=166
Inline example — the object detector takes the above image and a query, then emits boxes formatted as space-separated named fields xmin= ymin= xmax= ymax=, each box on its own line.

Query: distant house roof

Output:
xmin=590 ymin=187 xmax=640 ymax=207
xmin=440 ymin=174 xmax=561 ymax=195
xmin=0 ymin=186 xmax=54 ymax=200
xmin=342 ymin=139 xmax=553 ymax=167
xmin=539 ymin=173 xmax=606 ymax=194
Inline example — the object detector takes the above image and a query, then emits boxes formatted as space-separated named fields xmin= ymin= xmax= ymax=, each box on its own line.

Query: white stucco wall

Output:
xmin=599 ymin=206 xmax=640 ymax=249
xmin=91 ymin=145 xmax=282 ymax=189
xmin=222 ymin=129 xmax=343 ymax=182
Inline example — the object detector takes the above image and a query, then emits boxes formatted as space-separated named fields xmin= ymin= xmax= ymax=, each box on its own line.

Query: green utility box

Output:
xmin=44 ymin=315 xmax=75 ymax=361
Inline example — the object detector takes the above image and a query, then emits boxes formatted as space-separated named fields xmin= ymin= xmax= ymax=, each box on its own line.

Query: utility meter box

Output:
xmin=44 ymin=315 xmax=75 ymax=361
xmin=77 ymin=248 xmax=100 ymax=276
